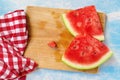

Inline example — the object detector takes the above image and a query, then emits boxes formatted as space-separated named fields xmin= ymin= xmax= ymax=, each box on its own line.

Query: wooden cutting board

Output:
xmin=24 ymin=6 xmax=106 ymax=73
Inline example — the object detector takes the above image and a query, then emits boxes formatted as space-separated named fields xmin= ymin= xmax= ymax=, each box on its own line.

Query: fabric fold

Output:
xmin=0 ymin=10 xmax=38 ymax=80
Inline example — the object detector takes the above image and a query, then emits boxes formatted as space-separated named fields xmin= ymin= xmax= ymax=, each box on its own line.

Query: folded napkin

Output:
xmin=0 ymin=10 xmax=37 ymax=80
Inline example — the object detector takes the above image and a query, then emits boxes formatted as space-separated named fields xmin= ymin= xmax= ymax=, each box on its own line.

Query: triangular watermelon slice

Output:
xmin=62 ymin=5 xmax=104 ymax=41
xmin=62 ymin=34 xmax=113 ymax=69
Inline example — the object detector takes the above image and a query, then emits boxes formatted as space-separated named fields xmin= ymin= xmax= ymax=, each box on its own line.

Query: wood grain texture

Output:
xmin=24 ymin=6 xmax=106 ymax=73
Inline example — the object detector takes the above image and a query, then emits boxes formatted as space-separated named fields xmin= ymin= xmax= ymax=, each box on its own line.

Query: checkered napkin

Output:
xmin=0 ymin=10 xmax=38 ymax=80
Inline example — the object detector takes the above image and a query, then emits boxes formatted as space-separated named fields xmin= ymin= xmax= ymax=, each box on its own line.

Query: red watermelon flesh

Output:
xmin=62 ymin=34 xmax=113 ymax=69
xmin=62 ymin=5 xmax=104 ymax=41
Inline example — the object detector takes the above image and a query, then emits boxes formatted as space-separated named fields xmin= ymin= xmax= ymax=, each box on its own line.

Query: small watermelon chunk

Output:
xmin=62 ymin=34 xmax=113 ymax=69
xmin=62 ymin=5 xmax=104 ymax=41
xmin=48 ymin=41 xmax=57 ymax=48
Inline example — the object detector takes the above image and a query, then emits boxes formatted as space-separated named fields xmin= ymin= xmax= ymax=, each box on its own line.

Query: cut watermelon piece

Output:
xmin=62 ymin=34 xmax=113 ymax=69
xmin=48 ymin=41 xmax=57 ymax=48
xmin=62 ymin=5 xmax=104 ymax=41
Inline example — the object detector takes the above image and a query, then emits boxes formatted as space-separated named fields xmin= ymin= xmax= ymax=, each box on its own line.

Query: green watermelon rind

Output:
xmin=62 ymin=51 xmax=113 ymax=70
xmin=62 ymin=14 xmax=104 ymax=41
xmin=93 ymin=35 xmax=104 ymax=41
xmin=62 ymin=14 xmax=79 ymax=36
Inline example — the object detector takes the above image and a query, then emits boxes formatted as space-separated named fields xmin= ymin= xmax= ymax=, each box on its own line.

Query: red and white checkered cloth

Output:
xmin=0 ymin=10 xmax=38 ymax=80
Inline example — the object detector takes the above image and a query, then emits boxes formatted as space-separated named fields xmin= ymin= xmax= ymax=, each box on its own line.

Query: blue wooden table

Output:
xmin=0 ymin=0 xmax=120 ymax=80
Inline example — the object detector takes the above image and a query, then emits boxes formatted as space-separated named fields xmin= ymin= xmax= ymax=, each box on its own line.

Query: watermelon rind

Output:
xmin=93 ymin=35 xmax=104 ymax=41
xmin=62 ymin=14 xmax=78 ymax=36
xmin=62 ymin=51 xmax=113 ymax=70
xmin=62 ymin=14 xmax=104 ymax=41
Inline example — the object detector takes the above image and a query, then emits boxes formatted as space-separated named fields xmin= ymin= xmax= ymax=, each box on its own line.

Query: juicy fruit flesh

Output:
xmin=64 ymin=35 xmax=108 ymax=64
xmin=48 ymin=41 xmax=57 ymax=48
xmin=62 ymin=34 xmax=113 ymax=69
xmin=62 ymin=51 xmax=112 ymax=69
xmin=61 ymin=5 xmax=112 ymax=70
xmin=63 ymin=5 xmax=104 ymax=41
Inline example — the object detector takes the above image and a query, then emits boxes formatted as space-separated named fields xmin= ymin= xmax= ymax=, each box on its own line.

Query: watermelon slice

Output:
xmin=62 ymin=34 xmax=113 ymax=69
xmin=62 ymin=5 xmax=104 ymax=41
